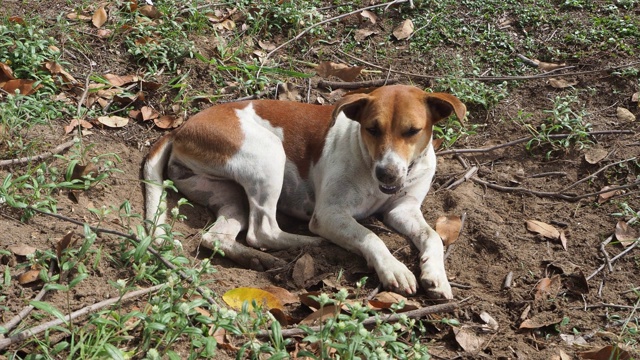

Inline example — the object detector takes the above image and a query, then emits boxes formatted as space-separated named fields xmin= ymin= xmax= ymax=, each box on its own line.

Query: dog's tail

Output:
xmin=143 ymin=133 xmax=173 ymax=239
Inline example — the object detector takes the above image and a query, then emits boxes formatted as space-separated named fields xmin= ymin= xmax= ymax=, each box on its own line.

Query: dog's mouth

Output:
xmin=379 ymin=184 xmax=401 ymax=194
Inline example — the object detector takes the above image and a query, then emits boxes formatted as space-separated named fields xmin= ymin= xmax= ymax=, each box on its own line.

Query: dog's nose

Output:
xmin=375 ymin=166 xmax=399 ymax=184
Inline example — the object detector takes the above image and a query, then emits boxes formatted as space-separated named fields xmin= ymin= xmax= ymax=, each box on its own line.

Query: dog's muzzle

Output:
xmin=375 ymin=166 xmax=403 ymax=194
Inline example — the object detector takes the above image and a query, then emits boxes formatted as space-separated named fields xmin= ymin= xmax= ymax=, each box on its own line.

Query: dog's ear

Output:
xmin=331 ymin=93 xmax=370 ymax=126
xmin=425 ymin=93 xmax=466 ymax=123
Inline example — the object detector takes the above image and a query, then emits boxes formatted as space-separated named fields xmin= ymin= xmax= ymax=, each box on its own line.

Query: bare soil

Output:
xmin=1 ymin=1 xmax=639 ymax=359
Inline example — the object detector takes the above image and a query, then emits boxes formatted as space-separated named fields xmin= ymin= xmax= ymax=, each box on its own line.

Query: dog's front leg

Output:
xmin=383 ymin=198 xmax=453 ymax=299
xmin=310 ymin=208 xmax=418 ymax=295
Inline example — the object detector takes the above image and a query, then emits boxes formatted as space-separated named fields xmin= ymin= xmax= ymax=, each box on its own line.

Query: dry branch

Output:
xmin=587 ymin=217 xmax=639 ymax=281
xmin=0 ymin=139 xmax=76 ymax=168
xmin=28 ymin=208 xmax=219 ymax=306
xmin=257 ymin=301 xmax=458 ymax=339
xmin=0 ymin=284 xmax=164 ymax=351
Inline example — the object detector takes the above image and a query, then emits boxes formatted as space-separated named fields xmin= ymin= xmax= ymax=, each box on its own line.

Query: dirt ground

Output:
xmin=2 ymin=1 xmax=639 ymax=359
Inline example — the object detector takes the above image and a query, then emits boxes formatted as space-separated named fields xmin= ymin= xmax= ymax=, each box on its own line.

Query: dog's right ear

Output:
xmin=331 ymin=93 xmax=370 ymax=126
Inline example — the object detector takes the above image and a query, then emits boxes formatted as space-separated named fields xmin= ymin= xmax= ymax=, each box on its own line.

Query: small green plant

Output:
xmin=523 ymin=94 xmax=593 ymax=158
xmin=434 ymin=117 xmax=479 ymax=148
xmin=238 ymin=0 xmax=324 ymax=38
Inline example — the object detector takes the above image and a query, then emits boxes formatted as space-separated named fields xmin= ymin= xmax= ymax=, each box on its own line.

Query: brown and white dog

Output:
xmin=144 ymin=85 xmax=465 ymax=299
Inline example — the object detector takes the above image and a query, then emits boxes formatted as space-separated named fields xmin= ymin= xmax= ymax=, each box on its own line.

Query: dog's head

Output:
xmin=332 ymin=85 xmax=466 ymax=194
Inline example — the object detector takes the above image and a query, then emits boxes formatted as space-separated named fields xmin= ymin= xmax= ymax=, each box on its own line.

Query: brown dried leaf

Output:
xmin=154 ymin=115 xmax=183 ymax=129
xmin=616 ymin=107 xmax=636 ymax=122
xmin=97 ymin=115 xmax=129 ymax=128
xmin=293 ymin=253 xmax=315 ymax=288
xmin=480 ymin=311 xmax=499 ymax=332
xmin=70 ymin=163 xmax=97 ymax=181
xmin=534 ymin=59 xmax=566 ymax=71
xmin=67 ymin=13 xmax=92 ymax=21
xmin=64 ymin=119 xmax=93 ymax=134
xmin=18 ymin=269 xmax=41 ymax=285
xmin=392 ymin=19 xmax=414 ymax=40
xmin=519 ymin=313 xmax=563 ymax=329
xmin=262 ymin=286 xmax=299 ymax=305
xmin=584 ymin=147 xmax=608 ymax=164
xmin=453 ymin=326 xmax=484 ymax=353
xmin=534 ymin=275 xmax=561 ymax=301
xmin=316 ymin=61 xmax=363 ymax=82
xmin=214 ymin=19 xmax=236 ymax=31
xmin=615 ymin=221 xmax=638 ymax=248
xmin=92 ymin=6 xmax=108 ymax=28
xmin=97 ymin=29 xmax=113 ymax=38
xmin=2 ymin=79 xmax=42 ymax=95
xmin=632 ymin=92 xmax=638 ymax=102
xmin=369 ymin=292 xmax=419 ymax=311
xmin=104 ymin=74 xmax=139 ymax=87
xmin=139 ymin=5 xmax=162 ymax=19
xmin=559 ymin=230 xmax=568 ymax=250
xmin=44 ymin=61 xmax=78 ymax=86
xmin=526 ymin=220 xmax=560 ymax=239
xmin=579 ymin=345 xmax=632 ymax=360
xmin=355 ymin=29 xmax=377 ymax=41
xmin=597 ymin=186 xmax=619 ymax=203
xmin=0 ymin=62 xmax=15 ymax=82
xmin=258 ymin=40 xmax=276 ymax=51
xmin=9 ymin=244 xmax=37 ymax=256
xmin=56 ymin=232 xmax=76 ymax=259
xmin=435 ymin=215 xmax=463 ymax=246
xmin=141 ymin=106 xmax=159 ymax=121
xmin=549 ymin=78 xmax=578 ymax=88
xmin=8 ymin=16 xmax=25 ymax=24
xmin=129 ymin=109 xmax=142 ymax=120
xmin=300 ymin=304 xmax=340 ymax=325
xmin=360 ymin=10 xmax=378 ymax=24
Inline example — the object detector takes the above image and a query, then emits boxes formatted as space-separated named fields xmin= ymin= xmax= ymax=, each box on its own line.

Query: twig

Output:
xmin=28 ymin=208 xmax=219 ymax=307
xmin=259 ymin=0 xmax=409 ymax=78
xmin=0 ymin=260 xmax=55 ymax=335
xmin=0 ymin=284 xmax=163 ymax=351
xmin=587 ymin=217 xmax=639 ymax=281
xmin=528 ymin=171 xmax=567 ymax=178
xmin=256 ymin=301 xmax=458 ymax=339
xmin=446 ymin=166 xmax=478 ymax=190
xmin=579 ymin=303 xmax=638 ymax=310
xmin=339 ymin=51 xmax=640 ymax=82
xmin=317 ymin=78 xmax=399 ymax=89
xmin=0 ymin=139 xmax=76 ymax=167
xmin=449 ymin=282 xmax=472 ymax=290
xmin=470 ymin=177 xmax=640 ymax=202
xmin=437 ymin=130 xmax=635 ymax=156
xmin=558 ymin=157 xmax=637 ymax=193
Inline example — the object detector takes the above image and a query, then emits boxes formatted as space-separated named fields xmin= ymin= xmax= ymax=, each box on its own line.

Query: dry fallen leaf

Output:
xmin=559 ymin=230 xmax=568 ymax=251
xmin=615 ymin=221 xmax=638 ymax=248
xmin=97 ymin=116 xmax=129 ymax=128
xmin=67 ymin=13 xmax=92 ymax=21
xmin=293 ymin=253 xmax=315 ymax=288
xmin=360 ymin=10 xmax=378 ymax=24
xmin=9 ymin=244 xmax=37 ymax=256
xmin=584 ymin=147 xmax=608 ymax=164
xmin=64 ymin=119 xmax=94 ymax=134
xmin=534 ymin=275 xmax=561 ymax=301
xmin=355 ymin=29 xmax=377 ymax=41
xmin=597 ymin=185 xmax=619 ymax=203
xmin=18 ymin=269 xmax=41 ymax=285
xmin=0 ymin=62 xmax=15 ymax=83
xmin=435 ymin=215 xmax=463 ymax=246
xmin=141 ymin=106 xmax=160 ymax=121
xmin=632 ymin=92 xmax=638 ymax=102
xmin=552 ymin=349 xmax=573 ymax=360
xmin=616 ymin=106 xmax=636 ymax=122
xmin=369 ymin=291 xmax=420 ymax=311
xmin=154 ymin=115 xmax=183 ymax=129
xmin=139 ymin=5 xmax=162 ymax=19
xmin=2 ymin=79 xmax=42 ymax=95
xmin=453 ymin=326 xmax=484 ymax=353
xmin=97 ymin=29 xmax=113 ymax=38
xmin=104 ymin=74 xmax=139 ymax=87
xmin=300 ymin=304 xmax=340 ymax=325
xmin=525 ymin=220 xmax=560 ymax=239
xmin=579 ymin=345 xmax=632 ymax=360
xmin=393 ymin=19 xmax=414 ymax=40
xmin=8 ymin=16 xmax=25 ymax=24
xmin=44 ymin=61 xmax=78 ymax=87
xmin=56 ymin=232 xmax=76 ymax=259
xmin=534 ymin=59 xmax=566 ymax=71
xmin=258 ymin=40 xmax=276 ymax=51
xmin=92 ymin=6 xmax=108 ymax=28
xmin=549 ymin=78 xmax=578 ymax=88
xmin=479 ymin=311 xmax=499 ymax=332
xmin=316 ymin=61 xmax=364 ymax=82
xmin=261 ymin=286 xmax=299 ymax=305
xmin=560 ymin=333 xmax=587 ymax=346
xmin=519 ymin=313 xmax=563 ymax=329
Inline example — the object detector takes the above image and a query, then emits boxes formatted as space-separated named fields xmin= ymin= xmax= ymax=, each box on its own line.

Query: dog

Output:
xmin=144 ymin=85 xmax=465 ymax=299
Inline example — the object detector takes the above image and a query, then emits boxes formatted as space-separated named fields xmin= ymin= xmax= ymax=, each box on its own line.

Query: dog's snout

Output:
xmin=375 ymin=166 xmax=399 ymax=184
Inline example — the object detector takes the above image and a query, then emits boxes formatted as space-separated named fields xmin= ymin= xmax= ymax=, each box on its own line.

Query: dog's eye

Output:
xmin=403 ymin=127 xmax=422 ymax=137
xmin=366 ymin=126 xmax=381 ymax=137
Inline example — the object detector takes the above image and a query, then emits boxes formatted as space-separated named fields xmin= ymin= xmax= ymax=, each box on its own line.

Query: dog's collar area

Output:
xmin=408 ymin=150 xmax=429 ymax=172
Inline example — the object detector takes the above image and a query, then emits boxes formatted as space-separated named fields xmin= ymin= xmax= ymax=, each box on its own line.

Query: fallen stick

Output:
xmin=470 ymin=177 xmax=640 ymax=202
xmin=317 ymin=79 xmax=398 ymax=89
xmin=0 ymin=139 xmax=76 ymax=167
xmin=0 ymin=284 xmax=164 ymax=351
xmin=587 ymin=217 xmax=639 ymax=281
xmin=256 ymin=301 xmax=458 ymax=339
xmin=437 ymin=130 xmax=634 ymax=156
xmin=28 ymin=208 xmax=219 ymax=307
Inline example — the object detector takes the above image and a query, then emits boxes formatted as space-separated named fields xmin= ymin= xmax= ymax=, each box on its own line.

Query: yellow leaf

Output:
xmin=222 ymin=287 xmax=284 ymax=311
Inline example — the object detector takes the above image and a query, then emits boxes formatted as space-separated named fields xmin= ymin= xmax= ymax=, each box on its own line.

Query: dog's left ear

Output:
xmin=331 ymin=93 xmax=370 ymax=126
xmin=425 ymin=93 xmax=467 ymax=123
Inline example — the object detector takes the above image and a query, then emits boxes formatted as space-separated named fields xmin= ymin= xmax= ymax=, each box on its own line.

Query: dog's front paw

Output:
xmin=420 ymin=255 xmax=453 ymax=299
xmin=377 ymin=259 xmax=418 ymax=295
